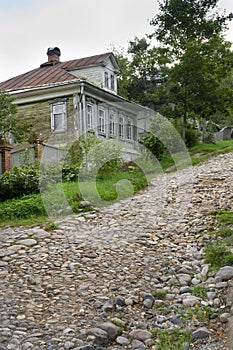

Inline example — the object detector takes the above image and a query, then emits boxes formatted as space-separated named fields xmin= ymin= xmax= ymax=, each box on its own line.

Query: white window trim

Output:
xmin=126 ymin=119 xmax=133 ymax=140
xmin=118 ymin=115 xmax=124 ymax=139
xmin=109 ymin=111 xmax=116 ymax=136
xmin=98 ymin=108 xmax=106 ymax=134
xmin=86 ymin=103 xmax=94 ymax=130
xmin=104 ymin=72 xmax=109 ymax=88
xmin=51 ymin=101 xmax=67 ymax=133
xmin=110 ymin=74 xmax=115 ymax=91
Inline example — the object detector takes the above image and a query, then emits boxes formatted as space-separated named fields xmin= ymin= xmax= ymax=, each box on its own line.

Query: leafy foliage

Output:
xmin=0 ymin=194 xmax=46 ymax=220
xmin=115 ymin=0 xmax=233 ymax=140
xmin=140 ymin=132 xmax=165 ymax=160
xmin=0 ymin=89 xmax=32 ymax=143
xmin=0 ymin=165 xmax=40 ymax=201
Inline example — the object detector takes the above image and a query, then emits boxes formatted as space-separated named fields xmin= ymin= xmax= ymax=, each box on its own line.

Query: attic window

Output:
xmin=104 ymin=72 xmax=109 ymax=88
xmin=110 ymin=74 xmax=115 ymax=90
xmin=51 ymin=101 xmax=67 ymax=133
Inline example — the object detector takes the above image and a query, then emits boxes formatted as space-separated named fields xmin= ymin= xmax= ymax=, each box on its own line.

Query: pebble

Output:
xmin=0 ymin=153 xmax=233 ymax=349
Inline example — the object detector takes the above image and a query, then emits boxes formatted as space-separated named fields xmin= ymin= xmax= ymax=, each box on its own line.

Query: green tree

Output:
xmin=113 ymin=38 xmax=169 ymax=110
xmin=0 ymin=89 xmax=31 ymax=144
xmin=150 ymin=0 xmax=233 ymax=139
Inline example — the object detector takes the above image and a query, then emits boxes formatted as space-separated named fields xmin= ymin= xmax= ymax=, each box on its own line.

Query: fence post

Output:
xmin=34 ymin=134 xmax=43 ymax=160
xmin=0 ymin=141 xmax=13 ymax=173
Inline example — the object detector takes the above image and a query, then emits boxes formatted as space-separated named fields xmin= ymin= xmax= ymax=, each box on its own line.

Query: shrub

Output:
xmin=0 ymin=165 xmax=40 ymax=201
xmin=185 ymin=128 xmax=199 ymax=148
xmin=140 ymin=132 xmax=165 ymax=160
xmin=62 ymin=163 xmax=79 ymax=182
xmin=0 ymin=194 xmax=46 ymax=220
xmin=203 ymin=132 xmax=215 ymax=144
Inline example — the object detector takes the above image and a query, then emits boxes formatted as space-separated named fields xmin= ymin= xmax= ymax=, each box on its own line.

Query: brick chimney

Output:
xmin=47 ymin=47 xmax=61 ymax=63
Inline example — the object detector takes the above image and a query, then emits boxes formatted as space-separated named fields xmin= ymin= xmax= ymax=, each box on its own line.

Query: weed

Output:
xmin=190 ymin=285 xmax=208 ymax=300
xmin=182 ymin=305 xmax=218 ymax=323
xmin=152 ymin=328 xmax=191 ymax=350
xmin=44 ymin=221 xmax=59 ymax=231
xmin=209 ymin=227 xmax=233 ymax=238
xmin=152 ymin=290 xmax=167 ymax=299
xmin=204 ymin=241 xmax=233 ymax=271
xmin=216 ymin=211 xmax=233 ymax=225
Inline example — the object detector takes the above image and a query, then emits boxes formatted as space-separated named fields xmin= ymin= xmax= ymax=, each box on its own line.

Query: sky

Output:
xmin=0 ymin=0 xmax=232 ymax=82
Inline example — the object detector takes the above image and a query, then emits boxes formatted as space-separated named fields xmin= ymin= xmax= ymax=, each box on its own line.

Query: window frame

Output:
xmin=109 ymin=110 xmax=116 ymax=137
xmin=86 ymin=103 xmax=94 ymax=130
xmin=104 ymin=72 xmax=109 ymax=88
xmin=126 ymin=119 xmax=133 ymax=140
xmin=110 ymin=74 xmax=115 ymax=90
xmin=118 ymin=115 xmax=124 ymax=139
xmin=98 ymin=107 xmax=106 ymax=134
xmin=51 ymin=101 xmax=67 ymax=133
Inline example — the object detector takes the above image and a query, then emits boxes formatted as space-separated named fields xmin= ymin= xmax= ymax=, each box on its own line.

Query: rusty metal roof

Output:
xmin=0 ymin=52 xmax=113 ymax=91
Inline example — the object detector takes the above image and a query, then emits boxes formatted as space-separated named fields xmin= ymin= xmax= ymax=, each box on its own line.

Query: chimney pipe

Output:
xmin=47 ymin=47 xmax=61 ymax=62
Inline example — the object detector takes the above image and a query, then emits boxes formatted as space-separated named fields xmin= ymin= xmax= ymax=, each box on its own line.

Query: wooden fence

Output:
xmin=0 ymin=144 xmax=67 ymax=175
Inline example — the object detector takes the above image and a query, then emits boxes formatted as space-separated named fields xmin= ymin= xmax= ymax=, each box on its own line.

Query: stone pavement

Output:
xmin=0 ymin=153 xmax=233 ymax=350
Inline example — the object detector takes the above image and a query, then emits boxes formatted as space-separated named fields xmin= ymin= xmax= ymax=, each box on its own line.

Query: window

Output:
xmin=126 ymin=119 xmax=133 ymax=140
xmin=51 ymin=102 xmax=67 ymax=132
xmin=109 ymin=111 xmax=115 ymax=136
xmin=87 ymin=104 xmax=94 ymax=130
xmin=119 ymin=116 xmax=124 ymax=138
xmin=98 ymin=108 xmax=106 ymax=134
xmin=110 ymin=74 xmax=115 ymax=90
xmin=104 ymin=72 xmax=109 ymax=88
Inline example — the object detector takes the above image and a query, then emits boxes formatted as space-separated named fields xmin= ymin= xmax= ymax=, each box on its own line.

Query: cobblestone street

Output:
xmin=0 ymin=153 xmax=233 ymax=350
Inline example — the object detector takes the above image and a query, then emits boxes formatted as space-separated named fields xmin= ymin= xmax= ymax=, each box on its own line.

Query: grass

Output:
xmin=1 ymin=140 xmax=233 ymax=227
xmin=190 ymin=285 xmax=208 ymax=300
xmin=152 ymin=329 xmax=191 ymax=350
xmin=161 ymin=140 xmax=233 ymax=170
xmin=204 ymin=210 xmax=233 ymax=271
xmin=181 ymin=305 xmax=219 ymax=323
xmin=0 ymin=166 xmax=149 ymax=226
xmin=152 ymin=289 xmax=167 ymax=299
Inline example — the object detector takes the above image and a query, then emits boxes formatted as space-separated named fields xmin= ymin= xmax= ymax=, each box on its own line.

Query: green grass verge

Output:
xmin=0 ymin=167 xmax=149 ymax=226
xmin=1 ymin=140 xmax=233 ymax=227
xmin=204 ymin=210 xmax=233 ymax=271
xmin=152 ymin=329 xmax=191 ymax=350
xmin=161 ymin=140 xmax=233 ymax=170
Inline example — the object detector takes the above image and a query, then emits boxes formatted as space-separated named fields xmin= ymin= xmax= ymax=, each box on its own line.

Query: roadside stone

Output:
xmin=131 ymin=339 xmax=146 ymax=349
xmin=98 ymin=322 xmax=121 ymax=340
xmin=102 ymin=301 xmax=114 ymax=313
xmin=215 ymin=266 xmax=233 ymax=281
xmin=16 ymin=239 xmax=37 ymax=246
xmin=182 ymin=296 xmax=199 ymax=307
xmin=220 ymin=313 xmax=231 ymax=323
xmin=129 ymin=329 xmax=152 ymax=341
xmin=116 ymin=336 xmax=130 ymax=345
xmin=85 ymin=328 xmax=109 ymax=346
xmin=191 ymin=327 xmax=212 ymax=339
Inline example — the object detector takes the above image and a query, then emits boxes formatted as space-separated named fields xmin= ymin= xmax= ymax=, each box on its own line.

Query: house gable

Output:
xmin=0 ymin=51 xmax=120 ymax=94
xmin=64 ymin=53 xmax=119 ymax=94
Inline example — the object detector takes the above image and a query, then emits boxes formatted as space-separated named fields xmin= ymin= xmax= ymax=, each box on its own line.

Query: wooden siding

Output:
xmin=71 ymin=66 xmax=103 ymax=87
xmin=16 ymin=97 xmax=76 ymax=143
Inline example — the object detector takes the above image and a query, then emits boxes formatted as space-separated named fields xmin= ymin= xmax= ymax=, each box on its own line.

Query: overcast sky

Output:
xmin=0 ymin=0 xmax=232 ymax=82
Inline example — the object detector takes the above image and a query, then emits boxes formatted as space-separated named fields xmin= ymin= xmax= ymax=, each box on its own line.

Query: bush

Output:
xmin=203 ymin=132 xmax=215 ymax=144
xmin=185 ymin=128 xmax=199 ymax=148
xmin=0 ymin=165 xmax=40 ymax=201
xmin=140 ymin=132 xmax=165 ymax=160
xmin=0 ymin=194 xmax=46 ymax=219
